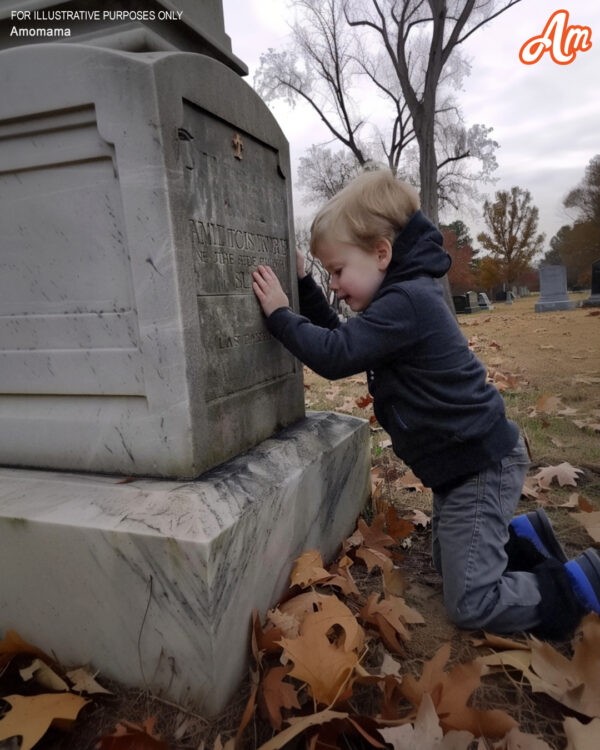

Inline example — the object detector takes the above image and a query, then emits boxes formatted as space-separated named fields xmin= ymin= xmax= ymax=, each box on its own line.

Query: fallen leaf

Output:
xmin=254 ymin=710 xmax=346 ymax=750
xmin=408 ymin=509 xmax=431 ymax=527
xmin=560 ymin=494 xmax=594 ymax=512
xmin=383 ymin=566 xmax=408 ymax=597
xmin=395 ymin=470 xmax=427 ymax=492
xmin=300 ymin=595 xmax=364 ymax=653
xmin=258 ymin=666 xmax=301 ymax=731
xmin=277 ymin=590 xmax=332 ymax=625
xmin=0 ymin=630 xmax=53 ymax=668
xmin=66 ymin=666 xmax=112 ymax=695
xmin=0 ymin=693 xmax=88 ymax=750
xmin=322 ymin=556 xmax=360 ymax=597
xmin=357 ymin=546 xmax=394 ymax=573
xmin=19 ymin=659 xmax=69 ymax=692
xmin=380 ymin=692 xmax=473 ymax=750
xmin=521 ymin=477 xmax=540 ymax=501
xmin=573 ymin=511 xmax=600 ymax=543
xmin=564 ymin=716 xmax=600 ymax=750
xmin=278 ymin=633 xmax=358 ymax=706
xmin=471 ymin=633 xmax=529 ymax=651
xmin=535 ymin=394 xmax=563 ymax=414
xmin=360 ymin=594 xmax=423 ymax=653
xmin=401 ymin=644 xmax=517 ymax=736
xmin=386 ymin=507 xmax=415 ymax=540
xmin=492 ymin=727 xmax=554 ymax=749
xmin=290 ymin=550 xmax=332 ymax=589
xmin=356 ymin=393 xmax=374 ymax=408
xmin=532 ymin=462 xmax=584 ymax=489
xmin=254 ymin=609 xmax=285 ymax=655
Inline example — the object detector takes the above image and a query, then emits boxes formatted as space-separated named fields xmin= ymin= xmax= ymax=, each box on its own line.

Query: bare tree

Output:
xmin=297 ymin=145 xmax=364 ymax=204
xmin=343 ymin=0 xmax=520 ymax=224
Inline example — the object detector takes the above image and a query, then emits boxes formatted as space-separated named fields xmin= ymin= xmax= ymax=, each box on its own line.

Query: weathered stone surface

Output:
xmin=0 ymin=412 xmax=370 ymax=715
xmin=0 ymin=1 xmax=247 ymax=73
xmin=0 ymin=44 xmax=304 ymax=477
xmin=535 ymin=266 xmax=577 ymax=312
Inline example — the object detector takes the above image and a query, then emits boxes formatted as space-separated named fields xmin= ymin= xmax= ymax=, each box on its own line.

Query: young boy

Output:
xmin=252 ymin=169 xmax=600 ymax=638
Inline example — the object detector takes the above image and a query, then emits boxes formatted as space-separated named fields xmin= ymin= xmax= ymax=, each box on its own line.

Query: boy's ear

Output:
xmin=373 ymin=238 xmax=392 ymax=270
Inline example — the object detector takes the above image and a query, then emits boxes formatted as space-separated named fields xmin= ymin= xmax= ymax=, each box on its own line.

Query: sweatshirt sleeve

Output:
xmin=267 ymin=286 xmax=418 ymax=380
xmin=297 ymin=274 xmax=341 ymax=330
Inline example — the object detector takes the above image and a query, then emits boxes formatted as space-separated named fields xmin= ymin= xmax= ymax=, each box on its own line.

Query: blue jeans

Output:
xmin=432 ymin=436 xmax=542 ymax=632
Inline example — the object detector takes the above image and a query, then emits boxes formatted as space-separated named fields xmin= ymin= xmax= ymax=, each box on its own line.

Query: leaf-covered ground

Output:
xmin=1 ymin=294 xmax=599 ymax=749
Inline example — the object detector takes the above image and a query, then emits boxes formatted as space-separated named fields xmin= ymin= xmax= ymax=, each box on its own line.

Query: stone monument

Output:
xmin=0 ymin=8 xmax=371 ymax=715
xmin=534 ymin=265 xmax=577 ymax=312
xmin=582 ymin=259 xmax=600 ymax=307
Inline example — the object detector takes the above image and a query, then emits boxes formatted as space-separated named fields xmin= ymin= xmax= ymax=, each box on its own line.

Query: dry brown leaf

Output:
xmin=394 ymin=470 xmax=427 ymax=492
xmin=358 ymin=515 xmax=396 ymax=553
xmin=97 ymin=717 xmax=170 ymax=749
xmin=66 ymin=666 xmax=112 ymax=695
xmin=532 ymin=462 xmax=583 ymax=488
xmin=535 ymin=393 xmax=563 ymax=413
xmin=258 ymin=665 xmax=301 ymax=731
xmin=564 ymin=716 xmax=600 ymax=750
xmin=0 ymin=630 xmax=53 ymax=668
xmin=491 ymin=727 xmax=554 ymax=749
xmin=480 ymin=615 xmax=600 ymax=718
xmin=357 ymin=546 xmax=394 ymax=573
xmin=0 ymin=693 xmax=88 ymax=750
xmin=19 ymin=659 xmax=69 ymax=692
xmin=560 ymin=493 xmax=594 ymax=512
xmin=265 ymin=608 xmax=300 ymax=640
xmin=572 ymin=511 xmax=600 ymax=543
xmin=471 ymin=633 xmax=530 ymax=651
xmin=386 ymin=506 xmax=415 ymax=540
xmin=253 ymin=609 xmax=285 ymax=656
xmin=379 ymin=693 xmax=473 ymax=750
xmin=521 ymin=477 xmax=540 ymax=500
xmin=290 ymin=550 xmax=332 ymax=589
xmin=356 ymin=393 xmax=374 ymax=408
xmin=300 ymin=595 xmax=364 ymax=653
xmin=383 ymin=567 xmax=409 ymax=597
xmin=360 ymin=594 xmax=423 ymax=653
xmin=277 ymin=590 xmax=331 ymax=624
xmin=401 ymin=643 xmax=517 ymax=737
xmin=408 ymin=509 xmax=431 ymax=527
xmin=279 ymin=633 xmax=358 ymax=706
xmin=322 ymin=557 xmax=360 ymax=597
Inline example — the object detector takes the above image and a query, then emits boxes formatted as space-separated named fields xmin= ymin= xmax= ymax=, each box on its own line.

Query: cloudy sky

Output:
xmin=222 ymin=0 xmax=600 ymax=251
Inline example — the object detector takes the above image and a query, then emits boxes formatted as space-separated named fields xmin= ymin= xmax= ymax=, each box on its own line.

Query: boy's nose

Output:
xmin=329 ymin=277 xmax=338 ymax=291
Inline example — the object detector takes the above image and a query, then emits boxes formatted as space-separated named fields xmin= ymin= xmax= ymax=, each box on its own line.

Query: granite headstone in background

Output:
xmin=582 ymin=259 xmax=600 ymax=307
xmin=453 ymin=294 xmax=471 ymax=314
xmin=534 ymin=265 xmax=577 ymax=312
xmin=0 ymin=43 xmax=305 ymax=478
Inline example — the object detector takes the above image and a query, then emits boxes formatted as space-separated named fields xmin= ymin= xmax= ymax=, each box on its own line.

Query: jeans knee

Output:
xmin=444 ymin=593 xmax=486 ymax=630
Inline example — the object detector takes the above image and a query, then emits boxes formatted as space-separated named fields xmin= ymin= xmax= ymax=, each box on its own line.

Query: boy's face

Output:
xmin=315 ymin=239 xmax=391 ymax=312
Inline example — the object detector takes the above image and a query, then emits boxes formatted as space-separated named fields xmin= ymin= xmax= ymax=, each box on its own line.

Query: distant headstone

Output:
xmin=466 ymin=291 xmax=480 ymax=312
xmin=0 ymin=0 xmax=247 ymax=73
xmin=505 ymin=291 xmax=514 ymax=305
xmin=535 ymin=266 xmax=577 ymax=312
xmin=495 ymin=290 xmax=507 ymax=302
xmin=0 ymin=44 xmax=305 ymax=478
xmin=453 ymin=294 xmax=471 ymax=314
xmin=477 ymin=292 xmax=494 ymax=310
xmin=518 ymin=286 xmax=531 ymax=297
xmin=582 ymin=259 xmax=600 ymax=307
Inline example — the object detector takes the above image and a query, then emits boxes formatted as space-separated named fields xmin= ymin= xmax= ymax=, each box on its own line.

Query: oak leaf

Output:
xmin=564 ymin=716 xmax=600 ymax=750
xmin=19 ymin=658 xmax=69 ymax=692
xmin=258 ymin=666 xmax=301 ymax=731
xmin=0 ymin=693 xmax=88 ymax=750
xmin=0 ymin=630 xmax=52 ymax=668
xmin=290 ymin=550 xmax=332 ymax=589
xmin=535 ymin=394 xmax=563 ymax=414
xmin=532 ymin=462 xmax=583 ymax=489
xmin=386 ymin=507 xmax=415 ymax=540
xmin=66 ymin=666 xmax=113 ymax=695
xmin=279 ymin=633 xmax=358 ymax=706
xmin=379 ymin=693 xmax=473 ymax=750
xmin=560 ymin=493 xmax=594 ymax=512
xmin=256 ymin=710 xmax=349 ymax=750
xmin=277 ymin=590 xmax=331 ymax=625
xmin=360 ymin=594 xmax=423 ymax=653
xmin=401 ymin=643 xmax=517 ymax=736
xmin=356 ymin=394 xmax=373 ymax=408
xmin=300 ymin=595 xmax=364 ymax=653
xmin=573 ymin=511 xmax=600 ymax=543
xmin=321 ymin=556 xmax=360 ymax=597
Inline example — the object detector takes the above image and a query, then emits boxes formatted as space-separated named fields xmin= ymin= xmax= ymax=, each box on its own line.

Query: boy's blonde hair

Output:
xmin=310 ymin=169 xmax=420 ymax=256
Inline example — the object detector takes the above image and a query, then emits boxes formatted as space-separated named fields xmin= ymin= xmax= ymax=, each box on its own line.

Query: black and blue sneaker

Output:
xmin=565 ymin=549 xmax=600 ymax=614
xmin=506 ymin=509 xmax=568 ymax=571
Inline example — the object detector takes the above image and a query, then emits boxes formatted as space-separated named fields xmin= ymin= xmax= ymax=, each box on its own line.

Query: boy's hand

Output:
xmin=252 ymin=265 xmax=289 ymax=316
xmin=296 ymin=248 xmax=307 ymax=279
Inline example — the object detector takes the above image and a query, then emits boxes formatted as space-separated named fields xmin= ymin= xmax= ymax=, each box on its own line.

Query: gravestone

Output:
xmin=495 ymin=290 xmax=507 ymax=302
xmin=466 ymin=291 xmax=480 ymax=312
xmin=0 ymin=0 xmax=247 ymax=73
xmin=453 ymin=294 xmax=472 ymax=314
xmin=535 ymin=265 xmax=577 ymax=312
xmin=0 ymin=41 xmax=371 ymax=714
xmin=582 ymin=259 xmax=600 ymax=307
xmin=505 ymin=291 xmax=514 ymax=305
xmin=477 ymin=292 xmax=494 ymax=310
xmin=0 ymin=43 xmax=304 ymax=479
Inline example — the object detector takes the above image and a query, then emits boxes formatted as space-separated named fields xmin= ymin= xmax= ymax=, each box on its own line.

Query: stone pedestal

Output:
xmin=0 ymin=412 xmax=370 ymax=716
xmin=535 ymin=266 xmax=577 ymax=312
xmin=0 ymin=44 xmax=304 ymax=478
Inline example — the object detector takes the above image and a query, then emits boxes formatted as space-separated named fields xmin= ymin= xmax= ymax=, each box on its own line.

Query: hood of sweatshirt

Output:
xmin=380 ymin=210 xmax=451 ymax=288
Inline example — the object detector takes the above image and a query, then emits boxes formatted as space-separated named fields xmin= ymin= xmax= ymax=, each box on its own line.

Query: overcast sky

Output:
xmin=222 ymin=0 xmax=600 ymax=252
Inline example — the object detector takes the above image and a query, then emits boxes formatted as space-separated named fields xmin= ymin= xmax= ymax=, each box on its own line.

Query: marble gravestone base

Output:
xmin=0 ymin=412 xmax=370 ymax=716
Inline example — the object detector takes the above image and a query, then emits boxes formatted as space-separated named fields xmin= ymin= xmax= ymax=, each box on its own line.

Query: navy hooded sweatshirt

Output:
xmin=266 ymin=210 xmax=519 ymax=490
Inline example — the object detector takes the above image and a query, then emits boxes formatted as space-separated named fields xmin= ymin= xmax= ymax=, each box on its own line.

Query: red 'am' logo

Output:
xmin=519 ymin=9 xmax=592 ymax=64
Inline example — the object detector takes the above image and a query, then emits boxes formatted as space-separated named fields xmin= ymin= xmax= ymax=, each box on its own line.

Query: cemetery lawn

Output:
xmin=6 ymin=294 xmax=600 ymax=750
